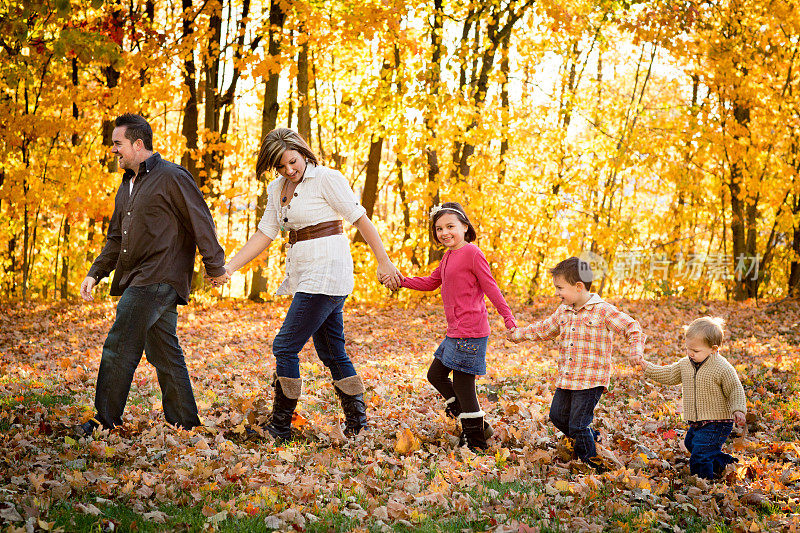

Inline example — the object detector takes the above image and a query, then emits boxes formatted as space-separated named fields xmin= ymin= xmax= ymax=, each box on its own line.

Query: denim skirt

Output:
xmin=433 ymin=335 xmax=489 ymax=375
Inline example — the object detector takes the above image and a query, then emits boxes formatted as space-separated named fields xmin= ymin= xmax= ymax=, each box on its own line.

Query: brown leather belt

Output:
xmin=288 ymin=220 xmax=343 ymax=245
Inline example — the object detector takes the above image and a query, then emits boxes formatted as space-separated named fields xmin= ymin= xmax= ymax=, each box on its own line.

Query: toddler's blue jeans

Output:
xmin=685 ymin=420 xmax=737 ymax=479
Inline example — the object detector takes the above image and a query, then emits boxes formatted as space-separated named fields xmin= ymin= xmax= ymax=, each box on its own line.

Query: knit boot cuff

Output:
xmin=458 ymin=410 xmax=486 ymax=420
xmin=333 ymin=375 xmax=366 ymax=396
xmin=277 ymin=376 xmax=303 ymax=399
xmin=444 ymin=397 xmax=456 ymax=406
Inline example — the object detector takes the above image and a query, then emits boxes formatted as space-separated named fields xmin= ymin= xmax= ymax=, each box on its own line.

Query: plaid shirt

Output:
xmin=512 ymin=294 xmax=645 ymax=390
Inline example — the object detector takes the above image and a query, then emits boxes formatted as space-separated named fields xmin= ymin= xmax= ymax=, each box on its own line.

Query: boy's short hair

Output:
xmin=684 ymin=317 xmax=725 ymax=347
xmin=549 ymin=256 xmax=593 ymax=291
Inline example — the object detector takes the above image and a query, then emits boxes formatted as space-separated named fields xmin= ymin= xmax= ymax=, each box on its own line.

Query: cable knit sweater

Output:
xmin=644 ymin=353 xmax=747 ymax=422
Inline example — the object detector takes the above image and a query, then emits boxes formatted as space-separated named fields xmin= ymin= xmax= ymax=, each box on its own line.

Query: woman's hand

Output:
xmin=353 ymin=216 xmax=402 ymax=290
xmin=733 ymin=411 xmax=746 ymax=427
xmin=378 ymin=261 xmax=402 ymax=290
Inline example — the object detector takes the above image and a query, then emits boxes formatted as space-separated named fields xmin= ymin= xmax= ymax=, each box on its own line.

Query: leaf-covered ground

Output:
xmin=1 ymin=296 xmax=800 ymax=532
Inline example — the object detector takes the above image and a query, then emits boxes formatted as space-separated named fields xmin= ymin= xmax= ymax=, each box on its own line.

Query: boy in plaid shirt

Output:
xmin=509 ymin=257 xmax=645 ymax=469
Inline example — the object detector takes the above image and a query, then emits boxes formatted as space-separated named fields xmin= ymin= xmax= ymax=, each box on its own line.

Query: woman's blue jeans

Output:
xmin=273 ymin=292 xmax=357 ymax=381
xmin=685 ymin=421 xmax=737 ymax=479
xmin=94 ymin=283 xmax=200 ymax=429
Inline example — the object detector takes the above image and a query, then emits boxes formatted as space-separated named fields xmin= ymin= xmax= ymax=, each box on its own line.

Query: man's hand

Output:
xmin=734 ymin=411 xmax=746 ymax=427
xmin=209 ymin=272 xmax=230 ymax=287
xmin=80 ymin=276 xmax=96 ymax=302
xmin=632 ymin=355 xmax=645 ymax=372
xmin=377 ymin=261 xmax=402 ymax=291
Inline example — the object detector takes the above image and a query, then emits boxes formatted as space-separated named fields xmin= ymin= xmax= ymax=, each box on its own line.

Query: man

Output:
xmin=78 ymin=113 xmax=229 ymax=436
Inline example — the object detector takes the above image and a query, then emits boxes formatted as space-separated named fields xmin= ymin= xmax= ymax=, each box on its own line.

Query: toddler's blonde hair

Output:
xmin=684 ymin=316 xmax=725 ymax=348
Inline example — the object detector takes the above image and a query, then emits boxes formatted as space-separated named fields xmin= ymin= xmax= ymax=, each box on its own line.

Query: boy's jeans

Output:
xmin=272 ymin=292 xmax=357 ymax=381
xmin=549 ymin=386 xmax=604 ymax=461
xmin=685 ymin=421 xmax=737 ymax=479
xmin=95 ymin=283 xmax=200 ymax=430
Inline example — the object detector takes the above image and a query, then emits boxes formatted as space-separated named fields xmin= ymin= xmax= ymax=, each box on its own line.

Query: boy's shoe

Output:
xmin=555 ymin=436 xmax=577 ymax=462
xmin=586 ymin=456 xmax=610 ymax=474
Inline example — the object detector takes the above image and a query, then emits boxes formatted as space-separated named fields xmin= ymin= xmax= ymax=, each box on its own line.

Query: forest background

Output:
xmin=2 ymin=0 xmax=800 ymax=303
xmin=4 ymin=2 xmax=800 ymax=532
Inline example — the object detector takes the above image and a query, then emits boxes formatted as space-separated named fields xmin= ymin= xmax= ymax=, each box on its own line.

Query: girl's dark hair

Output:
xmin=256 ymin=128 xmax=319 ymax=178
xmin=114 ymin=113 xmax=153 ymax=151
xmin=429 ymin=202 xmax=477 ymax=245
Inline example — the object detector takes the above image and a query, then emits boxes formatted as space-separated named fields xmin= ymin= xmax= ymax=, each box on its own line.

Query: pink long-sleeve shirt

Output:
xmin=401 ymin=243 xmax=516 ymax=338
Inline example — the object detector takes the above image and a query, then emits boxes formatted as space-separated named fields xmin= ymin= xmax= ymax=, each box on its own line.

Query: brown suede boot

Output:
xmin=264 ymin=374 xmax=301 ymax=442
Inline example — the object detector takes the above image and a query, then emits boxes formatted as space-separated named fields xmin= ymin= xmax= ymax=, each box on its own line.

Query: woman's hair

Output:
xmin=684 ymin=316 xmax=725 ymax=348
xmin=256 ymin=128 xmax=319 ymax=178
xmin=549 ymin=256 xmax=593 ymax=291
xmin=429 ymin=202 xmax=477 ymax=245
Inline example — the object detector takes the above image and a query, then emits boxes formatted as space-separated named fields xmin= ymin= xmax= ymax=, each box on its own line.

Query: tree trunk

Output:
xmin=60 ymin=221 xmax=70 ymax=299
xmin=729 ymin=99 xmax=758 ymax=300
xmin=181 ymin=0 xmax=200 ymax=182
xmin=790 ymin=193 xmax=800 ymax=297
xmin=250 ymin=0 xmax=286 ymax=302
xmin=353 ymin=136 xmax=383 ymax=244
xmin=22 ymin=201 xmax=29 ymax=301
xmin=297 ymin=28 xmax=311 ymax=144
xmin=62 ymin=56 xmax=80 ymax=299
xmin=453 ymin=1 xmax=533 ymax=181
xmin=215 ymin=0 xmax=256 ymax=184
xmin=6 ymin=234 xmax=17 ymax=298
xmin=201 ymin=4 xmax=222 ymax=190
xmin=312 ymin=56 xmax=326 ymax=159
xmin=499 ymin=33 xmax=510 ymax=184
xmin=426 ymin=0 xmax=444 ymax=264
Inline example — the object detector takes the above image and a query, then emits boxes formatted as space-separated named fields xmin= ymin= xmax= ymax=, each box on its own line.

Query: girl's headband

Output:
xmin=429 ymin=205 xmax=465 ymax=220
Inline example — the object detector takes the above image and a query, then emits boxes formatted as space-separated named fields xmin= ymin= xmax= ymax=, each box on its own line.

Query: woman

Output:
xmin=224 ymin=128 xmax=401 ymax=441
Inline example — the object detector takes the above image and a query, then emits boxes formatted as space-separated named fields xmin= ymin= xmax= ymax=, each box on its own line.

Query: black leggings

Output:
xmin=426 ymin=358 xmax=480 ymax=413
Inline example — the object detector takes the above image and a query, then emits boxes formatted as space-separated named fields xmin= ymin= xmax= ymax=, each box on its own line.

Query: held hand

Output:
xmin=209 ymin=272 xmax=231 ymax=287
xmin=734 ymin=411 xmax=746 ymax=427
xmin=507 ymin=327 xmax=525 ymax=344
xmin=379 ymin=272 xmax=402 ymax=289
xmin=80 ymin=276 xmax=96 ymax=302
xmin=377 ymin=261 xmax=402 ymax=291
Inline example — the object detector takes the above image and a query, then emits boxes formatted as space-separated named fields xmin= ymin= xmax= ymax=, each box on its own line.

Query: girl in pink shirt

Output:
xmin=391 ymin=202 xmax=516 ymax=450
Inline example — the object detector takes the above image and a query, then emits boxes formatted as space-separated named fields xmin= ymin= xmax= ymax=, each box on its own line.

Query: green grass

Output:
xmin=0 ymin=391 xmax=74 ymax=430
xmin=0 ymin=391 xmax=74 ymax=408
xmin=49 ymin=499 xmax=274 ymax=533
xmin=44 ymin=489 xmax=736 ymax=533
xmin=40 ymin=471 xmax=742 ymax=533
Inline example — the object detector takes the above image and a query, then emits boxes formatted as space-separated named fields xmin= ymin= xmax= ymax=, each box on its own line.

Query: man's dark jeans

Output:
xmin=273 ymin=292 xmax=356 ymax=380
xmin=549 ymin=386 xmax=604 ymax=461
xmin=94 ymin=283 xmax=200 ymax=429
xmin=685 ymin=421 xmax=736 ymax=479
